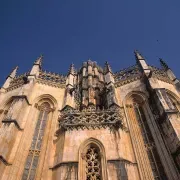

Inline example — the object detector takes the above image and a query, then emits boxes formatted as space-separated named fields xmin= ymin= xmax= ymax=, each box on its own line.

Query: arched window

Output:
xmin=133 ymin=102 xmax=166 ymax=179
xmin=79 ymin=138 xmax=108 ymax=180
xmin=22 ymin=102 xmax=51 ymax=180
xmin=127 ymin=95 xmax=167 ymax=179
xmin=166 ymin=91 xmax=180 ymax=112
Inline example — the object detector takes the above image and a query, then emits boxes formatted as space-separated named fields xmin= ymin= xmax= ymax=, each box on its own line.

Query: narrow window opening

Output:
xmin=86 ymin=145 xmax=102 ymax=180
xmin=22 ymin=102 xmax=50 ymax=180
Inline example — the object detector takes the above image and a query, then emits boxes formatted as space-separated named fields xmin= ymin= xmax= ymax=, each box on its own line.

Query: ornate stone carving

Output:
xmin=59 ymin=105 xmax=124 ymax=131
xmin=37 ymin=71 xmax=66 ymax=88
xmin=149 ymin=66 xmax=173 ymax=84
xmin=114 ymin=65 xmax=142 ymax=87
xmin=114 ymin=65 xmax=173 ymax=87
xmin=85 ymin=146 xmax=101 ymax=180
xmin=6 ymin=72 xmax=29 ymax=92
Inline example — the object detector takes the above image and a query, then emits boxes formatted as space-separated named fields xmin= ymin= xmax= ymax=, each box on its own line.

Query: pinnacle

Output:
xmin=68 ymin=63 xmax=75 ymax=75
xmin=9 ymin=66 xmax=18 ymax=78
xmin=104 ymin=61 xmax=113 ymax=74
xmin=34 ymin=54 xmax=43 ymax=67
xmin=134 ymin=50 xmax=144 ymax=60
xmin=159 ymin=58 xmax=169 ymax=70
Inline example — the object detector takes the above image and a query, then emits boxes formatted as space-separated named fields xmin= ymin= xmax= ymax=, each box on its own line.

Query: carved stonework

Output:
xmin=114 ymin=65 xmax=142 ymax=87
xmin=6 ymin=72 xmax=29 ymax=92
xmin=85 ymin=146 xmax=101 ymax=180
xmin=149 ymin=66 xmax=173 ymax=84
xmin=59 ymin=105 xmax=124 ymax=131
xmin=37 ymin=71 xmax=66 ymax=88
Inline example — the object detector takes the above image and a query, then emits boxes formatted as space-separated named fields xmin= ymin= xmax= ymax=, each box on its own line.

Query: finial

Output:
xmin=34 ymin=54 xmax=43 ymax=67
xmin=134 ymin=50 xmax=144 ymax=61
xmin=68 ymin=63 xmax=75 ymax=75
xmin=9 ymin=66 xmax=18 ymax=78
xmin=87 ymin=58 xmax=93 ymax=66
xmin=104 ymin=61 xmax=113 ymax=74
xmin=159 ymin=58 xmax=169 ymax=70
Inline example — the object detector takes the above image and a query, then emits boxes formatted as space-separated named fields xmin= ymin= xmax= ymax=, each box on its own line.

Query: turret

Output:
xmin=29 ymin=55 xmax=43 ymax=78
xmin=1 ymin=66 xmax=18 ymax=90
xmin=104 ymin=61 xmax=118 ymax=108
xmin=160 ymin=58 xmax=180 ymax=91
xmin=135 ymin=50 xmax=151 ymax=77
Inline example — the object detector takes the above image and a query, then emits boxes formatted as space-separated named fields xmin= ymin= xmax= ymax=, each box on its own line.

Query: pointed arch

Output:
xmin=22 ymin=94 xmax=58 ymax=180
xmin=124 ymin=91 xmax=168 ymax=179
xmin=33 ymin=94 xmax=58 ymax=109
xmin=78 ymin=138 xmax=108 ymax=180
xmin=123 ymin=90 xmax=148 ymax=105
xmin=165 ymin=89 xmax=180 ymax=101
xmin=165 ymin=89 xmax=180 ymax=111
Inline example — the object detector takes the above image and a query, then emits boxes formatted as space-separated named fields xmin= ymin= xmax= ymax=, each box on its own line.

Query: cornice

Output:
xmin=36 ymin=79 xmax=66 ymax=88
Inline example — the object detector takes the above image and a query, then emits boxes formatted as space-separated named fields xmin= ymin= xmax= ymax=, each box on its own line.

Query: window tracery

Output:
xmin=133 ymin=101 xmax=167 ymax=179
xmin=79 ymin=139 xmax=107 ymax=180
xmin=86 ymin=146 xmax=101 ymax=180
xmin=22 ymin=102 xmax=51 ymax=180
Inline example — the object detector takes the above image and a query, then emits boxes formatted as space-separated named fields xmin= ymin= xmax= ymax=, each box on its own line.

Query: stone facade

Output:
xmin=0 ymin=51 xmax=180 ymax=180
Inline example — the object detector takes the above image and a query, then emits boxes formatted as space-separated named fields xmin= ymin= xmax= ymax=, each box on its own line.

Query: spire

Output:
xmin=68 ymin=63 xmax=75 ymax=75
xmin=104 ymin=61 xmax=114 ymax=84
xmin=29 ymin=54 xmax=43 ymax=77
xmin=1 ymin=66 xmax=18 ymax=90
xmin=9 ymin=66 xmax=18 ymax=78
xmin=34 ymin=54 xmax=43 ymax=68
xmin=134 ymin=50 xmax=144 ymax=61
xmin=159 ymin=58 xmax=169 ymax=70
xmin=104 ymin=61 xmax=113 ymax=74
xmin=134 ymin=50 xmax=151 ymax=77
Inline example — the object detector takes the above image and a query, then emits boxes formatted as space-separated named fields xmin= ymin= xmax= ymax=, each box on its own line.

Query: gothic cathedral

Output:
xmin=0 ymin=51 xmax=180 ymax=180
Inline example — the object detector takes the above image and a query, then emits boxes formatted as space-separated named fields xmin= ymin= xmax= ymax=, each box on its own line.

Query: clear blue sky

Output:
xmin=0 ymin=0 xmax=180 ymax=86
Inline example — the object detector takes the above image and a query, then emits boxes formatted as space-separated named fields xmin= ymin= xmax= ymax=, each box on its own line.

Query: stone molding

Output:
xmin=0 ymin=155 xmax=12 ymax=166
xmin=37 ymin=71 xmax=66 ymax=88
xmin=2 ymin=119 xmax=23 ymax=131
xmin=50 ymin=161 xmax=78 ymax=170
xmin=12 ymin=95 xmax=31 ymax=105
xmin=108 ymin=158 xmax=137 ymax=166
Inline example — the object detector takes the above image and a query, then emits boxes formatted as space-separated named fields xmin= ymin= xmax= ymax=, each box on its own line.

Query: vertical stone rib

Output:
xmin=144 ymin=103 xmax=180 ymax=180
